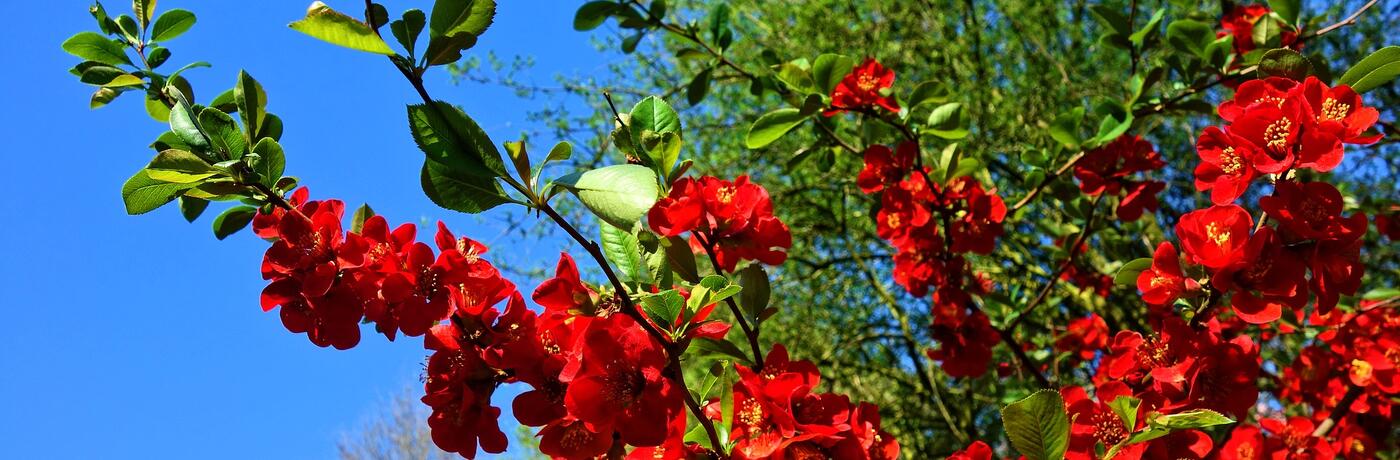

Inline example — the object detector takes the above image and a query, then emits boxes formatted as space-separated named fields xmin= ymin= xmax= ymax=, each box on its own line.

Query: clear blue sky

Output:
xmin=0 ymin=2 xmax=622 ymax=458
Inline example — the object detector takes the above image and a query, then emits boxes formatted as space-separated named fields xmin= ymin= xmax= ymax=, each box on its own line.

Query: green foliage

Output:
xmin=1001 ymin=390 xmax=1070 ymax=460
xmin=552 ymin=164 xmax=659 ymax=229
xmin=289 ymin=1 xmax=394 ymax=55
xmin=1338 ymin=46 xmax=1400 ymax=93
xmin=150 ymin=9 xmax=196 ymax=42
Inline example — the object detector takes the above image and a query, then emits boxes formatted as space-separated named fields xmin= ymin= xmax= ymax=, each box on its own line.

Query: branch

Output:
xmin=1312 ymin=384 xmax=1364 ymax=437
xmin=1006 ymin=193 xmax=1104 ymax=330
xmin=693 ymin=232 xmax=767 ymax=371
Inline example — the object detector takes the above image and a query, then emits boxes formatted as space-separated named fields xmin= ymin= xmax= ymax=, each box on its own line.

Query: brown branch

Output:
xmin=1006 ymin=193 xmax=1104 ymax=331
xmin=1312 ymin=384 xmax=1364 ymax=437
xmin=693 ymin=231 xmax=766 ymax=372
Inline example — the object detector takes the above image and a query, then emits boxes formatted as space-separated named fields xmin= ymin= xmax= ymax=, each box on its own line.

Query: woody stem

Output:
xmin=693 ymin=231 xmax=767 ymax=371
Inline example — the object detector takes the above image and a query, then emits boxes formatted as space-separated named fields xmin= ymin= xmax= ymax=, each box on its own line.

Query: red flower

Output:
xmin=1142 ymin=429 xmax=1213 ymax=460
xmin=561 ymin=314 xmax=681 ymax=447
xmin=831 ymin=402 xmax=900 ymax=460
xmin=1218 ymin=77 xmax=1297 ymax=123
xmin=1219 ymin=4 xmax=1297 ymax=56
xmin=1137 ymin=242 xmax=1188 ymax=306
xmin=538 ymin=419 xmax=613 ymax=459
xmin=1182 ymin=335 xmax=1260 ymax=417
xmin=1296 ymin=76 xmax=1382 ymax=146
xmin=1229 ymin=98 xmax=1308 ymax=174
xmin=421 ymin=323 xmax=509 ymax=458
xmin=1101 ymin=318 xmax=1201 ymax=393
xmin=1260 ymin=417 xmax=1337 ymax=459
xmin=928 ymin=310 xmax=1000 ymax=378
xmin=1210 ymin=227 xmax=1307 ymax=324
xmin=650 ymin=176 xmax=792 ymax=272
xmin=947 ymin=441 xmax=995 ymax=460
xmin=1117 ymin=180 xmax=1163 ymax=222
xmin=824 ymin=58 xmax=899 ymax=116
xmin=532 ymin=253 xmax=599 ymax=315
xmin=877 ymin=186 xmax=933 ymax=244
xmin=857 ymin=142 xmax=917 ymax=193
xmin=1194 ymin=126 xmax=1262 ymax=205
xmin=1259 ymin=181 xmax=1367 ymax=243
xmin=379 ymin=242 xmax=470 ymax=337
xmin=1056 ymin=314 xmax=1110 ymax=361
xmin=1063 ymin=381 xmax=1144 ymax=460
xmin=945 ymin=177 xmax=1007 ymax=255
xmin=1175 ymin=205 xmax=1252 ymax=269
xmin=1219 ymin=424 xmax=1264 ymax=460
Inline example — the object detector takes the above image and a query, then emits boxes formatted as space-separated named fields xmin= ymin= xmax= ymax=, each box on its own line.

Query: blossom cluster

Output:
xmin=1072 ymin=134 xmax=1166 ymax=222
xmin=1219 ymin=4 xmax=1298 ymax=56
xmin=650 ymin=175 xmax=793 ymax=272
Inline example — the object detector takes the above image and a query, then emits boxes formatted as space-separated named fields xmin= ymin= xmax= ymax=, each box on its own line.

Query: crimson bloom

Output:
xmin=532 ymin=252 xmax=599 ymax=315
xmin=1175 ymin=205 xmax=1252 ymax=269
xmin=421 ymin=322 xmax=509 ymax=459
xmin=857 ymin=141 xmax=917 ymax=193
xmin=1063 ymin=381 xmax=1144 ymax=460
xmin=561 ymin=314 xmax=681 ymax=447
xmin=824 ymin=57 xmax=899 ymax=116
xmin=649 ymin=175 xmax=792 ymax=272
xmin=1210 ymin=227 xmax=1308 ymax=324
xmin=1137 ymin=242 xmax=1188 ymax=306
xmin=1194 ymin=126 xmax=1262 ymax=205
xmin=1296 ymin=76 xmax=1382 ymax=146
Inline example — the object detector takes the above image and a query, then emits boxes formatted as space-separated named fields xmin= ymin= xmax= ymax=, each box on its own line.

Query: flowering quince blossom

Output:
xmin=648 ymin=175 xmax=792 ymax=272
xmin=1175 ymin=204 xmax=1253 ymax=269
xmin=1072 ymin=134 xmax=1166 ymax=221
xmin=824 ymin=57 xmax=899 ymax=116
xmin=857 ymin=141 xmax=917 ymax=193
xmin=1135 ymin=242 xmax=1189 ymax=307
xmin=1218 ymin=4 xmax=1298 ymax=56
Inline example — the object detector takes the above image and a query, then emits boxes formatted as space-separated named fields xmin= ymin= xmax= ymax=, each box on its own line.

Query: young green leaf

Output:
xmin=811 ymin=53 xmax=855 ymax=95
xmin=926 ymin=102 xmax=969 ymax=140
xmin=250 ymin=138 xmax=286 ymax=188
xmin=146 ymin=149 xmax=216 ymax=183
xmin=236 ymin=70 xmax=267 ymax=141
xmin=687 ymin=67 xmax=713 ymax=106
xmin=573 ymin=1 xmax=617 ymax=31
xmin=198 ymin=107 xmax=246 ymax=159
xmin=745 ymin=108 xmax=810 ymax=149
xmin=906 ymin=81 xmax=950 ymax=112
xmin=150 ymin=9 xmax=196 ymax=42
xmin=736 ymin=263 xmax=771 ymax=320
xmin=289 ymin=1 xmax=394 ymax=55
xmin=1165 ymin=19 xmax=1213 ymax=57
xmin=420 ymin=160 xmax=511 ymax=214
xmin=1114 ymin=257 xmax=1153 ymax=285
xmin=640 ymin=290 xmax=686 ymax=331
xmin=1268 ymin=0 xmax=1302 ymax=25
xmin=1049 ymin=107 xmax=1085 ymax=150
xmin=1001 ymin=390 xmax=1071 ymax=460
xmin=133 ymin=0 xmax=156 ymax=29
xmin=179 ymin=196 xmax=209 ymax=222
xmin=628 ymin=96 xmax=682 ymax=159
xmin=601 ymin=223 xmax=647 ymax=284
xmin=390 ymin=9 xmax=427 ymax=56
xmin=212 ymin=206 xmax=258 ymax=240
xmin=62 ymin=31 xmax=133 ymax=66
xmin=407 ymin=101 xmax=508 ymax=178
xmin=553 ymin=164 xmax=660 ymax=229
xmin=664 ymin=236 xmax=700 ymax=283
xmin=1337 ymin=46 xmax=1400 ymax=94
xmin=121 ymin=168 xmax=200 ymax=215
xmin=429 ymin=0 xmax=496 ymax=39
xmin=351 ymin=204 xmax=375 ymax=233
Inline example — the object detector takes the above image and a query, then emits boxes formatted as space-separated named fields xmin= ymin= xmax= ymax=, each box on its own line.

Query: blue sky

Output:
xmin=0 ymin=2 xmax=622 ymax=458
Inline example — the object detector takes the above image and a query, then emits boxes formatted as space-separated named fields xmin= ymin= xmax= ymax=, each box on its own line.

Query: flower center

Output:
xmin=886 ymin=212 xmax=901 ymax=229
xmin=1257 ymin=95 xmax=1285 ymax=107
xmin=738 ymin=398 xmax=765 ymax=427
xmin=1138 ymin=337 xmax=1173 ymax=368
xmin=1091 ymin=410 xmax=1128 ymax=446
xmin=1237 ymin=443 xmax=1256 ymax=460
xmin=1205 ymin=222 xmax=1231 ymax=248
xmin=1351 ymin=359 xmax=1374 ymax=384
xmin=603 ymin=361 xmax=644 ymax=408
xmin=716 ymin=186 xmax=735 ymax=204
xmin=1264 ymin=118 xmax=1293 ymax=152
xmin=856 ymin=74 xmax=878 ymax=91
xmin=559 ymin=423 xmax=596 ymax=450
xmin=1219 ymin=147 xmax=1244 ymax=175
xmin=1320 ymin=98 xmax=1351 ymax=121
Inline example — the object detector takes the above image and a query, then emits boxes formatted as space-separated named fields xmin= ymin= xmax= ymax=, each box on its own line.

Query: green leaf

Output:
xmin=664 ymin=236 xmax=700 ymax=283
xmin=1258 ymin=48 xmax=1311 ymax=80
xmin=79 ymin=65 xmax=127 ymax=85
xmin=504 ymin=140 xmax=531 ymax=186
xmin=687 ymin=67 xmax=713 ymax=106
xmin=212 ymin=206 xmax=257 ymax=240
xmin=688 ymin=275 xmax=742 ymax=312
xmin=937 ymin=143 xmax=961 ymax=182
xmin=601 ymin=223 xmax=647 ymax=284
xmin=91 ymin=87 xmax=121 ymax=109
xmin=540 ymin=140 xmax=572 ymax=172
xmin=407 ymin=101 xmax=507 ymax=177
xmin=1362 ymin=287 xmax=1400 ymax=301
xmin=133 ymin=0 xmax=156 ymax=29
xmin=250 ymin=137 xmax=286 ymax=188
xmin=91 ymin=2 xmax=120 ymax=35
xmin=573 ymin=1 xmax=617 ymax=31
xmin=1165 ymin=19 xmax=1213 ymax=57
xmin=62 ymin=31 xmax=132 ymax=66
xmin=1251 ymin=16 xmax=1280 ymax=48
xmin=907 ymin=81 xmax=950 ymax=112
xmin=811 ymin=53 xmax=855 ymax=95
xmin=179 ymin=196 xmax=209 ymax=222
xmin=1338 ymin=46 xmax=1400 ymax=93
xmin=1128 ymin=8 xmax=1166 ymax=47
xmin=1114 ymin=257 xmax=1153 ymax=285
xmin=199 ymin=107 xmax=246 ymax=159
xmin=150 ymin=9 xmax=195 ymax=42
xmin=692 ymin=337 xmax=749 ymax=363
xmin=145 ymin=46 xmax=171 ymax=67
xmin=1268 ymin=0 xmax=1301 ymax=25
xmin=736 ymin=263 xmax=770 ymax=320
xmin=773 ymin=61 xmax=818 ymax=95
xmin=423 ymin=33 xmax=477 ymax=66
xmin=430 ymin=0 xmax=495 ymax=39
xmin=708 ymin=3 xmax=732 ymax=50
xmin=554 ymin=164 xmax=660 ymax=229
xmin=236 ymin=70 xmax=267 ymax=141
xmin=1088 ymin=5 xmax=1130 ymax=37
xmin=640 ymin=290 xmax=686 ymax=330
xmin=390 ymin=9 xmax=427 ymax=56
xmin=1149 ymin=409 xmax=1234 ymax=430
xmin=1050 ymin=107 xmax=1085 ymax=150
xmin=164 ymin=95 xmax=206 ymax=153
xmin=121 ymin=168 xmax=199 ymax=215
xmin=209 ymin=88 xmax=238 ymax=112
xmin=926 ymin=102 xmax=969 ymax=139
xmin=421 ymin=160 xmax=511 ymax=214
xmin=745 ymin=108 xmax=810 ymax=149
xmin=351 ymin=204 xmax=375 ymax=233
xmin=289 ymin=1 xmax=394 ymax=55
xmin=1001 ymin=390 xmax=1070 ymax=460
xmin=1107 ymin=396 xmax=1141 ymax=433
xmin=628 ymin=96 xmax=682 ymax=164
